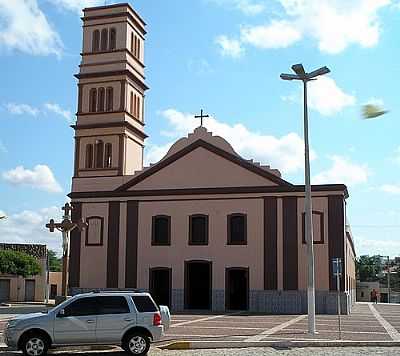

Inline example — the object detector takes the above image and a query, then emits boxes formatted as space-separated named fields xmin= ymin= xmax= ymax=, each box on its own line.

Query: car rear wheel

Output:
xmin=21 ymin=333 xmax=49 ymax=356
xmin=123 ymin=332 xmax=150 ymax=355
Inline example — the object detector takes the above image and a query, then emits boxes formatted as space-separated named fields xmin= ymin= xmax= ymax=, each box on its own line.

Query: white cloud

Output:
xmin=145 ymin=108 xmax=316 ymax=174
xmin=240 ymin=20 xmax=302 ymax=48
xmin=0 ymin=0 xmax=63 ymax=56
xmin=355 ymin=236 xmax=400 ymax=258
xmin=0 ymin=207 xmax=64 ymax=254
xmin=282 ymin=77 xmax=355 ymax=116
xmin=5 ymin=102 xmax=73 ymax=121
xmin=44 ymin=103 xmax=73 ymax=121
xmin=217 ymin=0 xmax=390 ymax=55
xmin=208 ymin=0 xmax=266 ymax=15
xmin=215 ymin=35 xmax=244 ymax=58
xmin=48 ymin=0 xmax=104 ymax=14
xmin=308 ymin=77 xmax=356 ymax=116
xmin=2 ymin=165 xmax=63 ymax=193
xmin=380 ymin=184 xmax=400 ymax=195
xmin=5 ymin=103 xmax=39 ymax=116
xmin=313 ymin=155 xmax=369 ymax=186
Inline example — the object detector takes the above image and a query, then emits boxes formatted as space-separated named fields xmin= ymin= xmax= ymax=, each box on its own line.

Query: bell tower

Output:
xmin=71 ymin=3 xmax=148 ymax=192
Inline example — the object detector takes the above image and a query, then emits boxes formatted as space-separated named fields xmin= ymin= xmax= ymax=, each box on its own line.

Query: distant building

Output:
xmin=67 ymin=3 xmax=357 ymax=314
xmin=357 ymin=280 xmax=400 ymax=304
xmin=0 ymin=243 xmax=47 ymax=302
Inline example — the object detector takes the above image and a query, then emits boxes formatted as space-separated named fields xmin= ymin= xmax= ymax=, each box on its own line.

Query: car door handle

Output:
xmin=124 ymin=318 xmax=133 ymax=322
xmin=86 ymin=320 xmax=95 ymax=324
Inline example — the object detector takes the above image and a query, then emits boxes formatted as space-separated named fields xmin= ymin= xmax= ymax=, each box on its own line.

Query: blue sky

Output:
xmin=0 ymin=0 xmax=399 ymax=256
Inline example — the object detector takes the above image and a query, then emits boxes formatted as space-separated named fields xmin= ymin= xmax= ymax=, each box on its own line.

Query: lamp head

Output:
xmin=291 ymin=63 xmax=306 ymax=77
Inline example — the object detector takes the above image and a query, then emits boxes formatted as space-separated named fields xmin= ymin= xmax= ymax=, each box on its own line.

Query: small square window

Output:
xmin=302 ymin=211 xmax=324 ymax=244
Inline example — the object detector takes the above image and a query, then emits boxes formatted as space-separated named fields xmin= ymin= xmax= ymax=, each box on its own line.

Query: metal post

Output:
xmin=336 ymin=260 xmax=342 ymax=339
xmin=387 ymin=256 xmax=391 ymax=303
xmin=303 ymin=80 xmax=316 ymax=334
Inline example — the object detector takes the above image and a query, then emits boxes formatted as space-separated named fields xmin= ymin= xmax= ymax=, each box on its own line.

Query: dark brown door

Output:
xmin=226 ymin=268 xmax=249 ymax=311
xmin=0 ymin=280 xmax=10 ymax=302
xmin=149 ymin=268 xmax=171 ymax=308
xmin=185 ymin=261 xmax=212 ymax=310
xmin=50 ymin=284 xmax=58 ymax=299
xmin=25 ymin=280 xmax=35 ymax=302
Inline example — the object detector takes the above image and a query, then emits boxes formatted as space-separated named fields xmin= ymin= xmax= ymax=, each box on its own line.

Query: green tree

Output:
xmin=356 ymin=255 xmax=383 ymax=282
xmin=0 ymin=250 xmax=41 ymax=277
xmin=48 ymin=250 xmax=62 ymax=272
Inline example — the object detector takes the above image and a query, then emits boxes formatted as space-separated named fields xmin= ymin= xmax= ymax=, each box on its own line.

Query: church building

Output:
xmin=68 ymin=3 xmax=356 ymax=314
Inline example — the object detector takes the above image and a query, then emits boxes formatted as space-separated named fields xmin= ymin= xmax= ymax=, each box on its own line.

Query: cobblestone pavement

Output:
xmin=1 ymin=302 xmax=400 ymax=354
xmin=164 ymin=303 xmax=399 ymax=342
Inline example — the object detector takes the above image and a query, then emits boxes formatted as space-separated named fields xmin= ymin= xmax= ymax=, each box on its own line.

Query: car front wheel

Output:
xmin=123 ymin=332 xmax=150 ymax=355
xmin=20 ymin=333 xmax=49 ymax=356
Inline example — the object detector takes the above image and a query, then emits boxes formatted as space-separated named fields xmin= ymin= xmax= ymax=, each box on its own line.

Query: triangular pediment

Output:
xmin=116 ymin=130 xmax=292 ymax=192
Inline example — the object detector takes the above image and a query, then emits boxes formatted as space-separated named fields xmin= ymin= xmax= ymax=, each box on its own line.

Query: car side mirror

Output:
xmin=57 ymin=309 xmax=65 ymax=317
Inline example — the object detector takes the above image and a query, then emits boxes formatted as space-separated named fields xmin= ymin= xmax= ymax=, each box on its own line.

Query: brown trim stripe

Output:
xmin=283 ymin=197 xmax=298 ymax=290
xmin=125 ymin=200 xmax=139 ymax=288
xmin=71 ymin=122 xmax=147 ymax=140
xmin=75 ymin=70 xmax=149 ymax=91
xmin=328 ymin=195 xmax=345 ymax=291
xmin=264 ymin=197 xmax=277 ymax=290
xmin=68 ymin=184 xmax=348 ymax=199
xmin=107 ymin=202 xmax=120 ymax=288
xmin=69 ymin=202 xmax=82 ymax=288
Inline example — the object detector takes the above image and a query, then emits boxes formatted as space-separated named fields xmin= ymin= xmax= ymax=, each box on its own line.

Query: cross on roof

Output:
xmin=194 ymin=109 xmax=209 ymax=127
xmin=62 ymin=203 xmax=73 ymax=217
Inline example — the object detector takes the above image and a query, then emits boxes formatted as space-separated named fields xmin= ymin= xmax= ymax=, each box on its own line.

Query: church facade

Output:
xmin=68 ymin=3 xmax=356 ymax=314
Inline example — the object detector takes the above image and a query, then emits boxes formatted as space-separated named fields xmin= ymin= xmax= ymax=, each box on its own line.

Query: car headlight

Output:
xmin=6 ymin=319 xmax=19 ymax=329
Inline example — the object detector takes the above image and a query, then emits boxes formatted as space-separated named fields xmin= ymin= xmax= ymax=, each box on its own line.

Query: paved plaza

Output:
xmin=161 ymin=303 xmax=400 ymax=343
xmin=1 ymin=302 xmax=400 ymax=354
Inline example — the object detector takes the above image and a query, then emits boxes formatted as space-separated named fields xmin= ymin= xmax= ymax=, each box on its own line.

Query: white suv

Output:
xmin=4 ymin=292 xmax=170 ymax=356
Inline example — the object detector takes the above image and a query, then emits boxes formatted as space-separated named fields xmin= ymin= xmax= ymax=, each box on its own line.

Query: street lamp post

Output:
xmin=380 ymin=255 xmax=391 ymax=303
xmin=280 ymin=64 xmax=330 ymax=334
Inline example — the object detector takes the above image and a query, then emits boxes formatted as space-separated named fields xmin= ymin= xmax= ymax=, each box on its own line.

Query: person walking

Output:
xmin=371 ymin=289 xmax=379 ymax=304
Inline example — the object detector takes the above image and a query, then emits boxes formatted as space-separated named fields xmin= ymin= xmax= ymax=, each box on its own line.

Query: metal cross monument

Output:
xmin=46 ymin=203 xmax=88 ymax=298
xmin=195 ymin=109 xmax=209 ymax=127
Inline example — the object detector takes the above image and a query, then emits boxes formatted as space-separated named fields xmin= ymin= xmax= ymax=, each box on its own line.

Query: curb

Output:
xmin=159 ymin=340 xmax=400 ymax=350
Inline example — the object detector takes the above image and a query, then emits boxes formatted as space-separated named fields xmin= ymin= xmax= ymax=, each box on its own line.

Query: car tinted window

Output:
xmin=96 ymin=296 xmax=130 ymax=315
xmin=131 ymin=295 xmax=158 ymax=312
xmin=63 ymin=297 xmax=97 ymax=317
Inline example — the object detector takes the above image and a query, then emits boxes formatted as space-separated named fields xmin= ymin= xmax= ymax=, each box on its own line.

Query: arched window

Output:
xmin=101 ymin=28 xmax=108 ymax=51
xmin=189 ymin=215 xmax=209 ymax=245
xmin=109 ymin=28 xmax=116 ymax=50
xmin=106 ymin=87 xmax=113 ymax=112
xmin=136 ymin=96 xmax=140 ymax=119
xmin=152 ymin=215 xmax=171 ymax=245
xmin=92 ymin=30 xmax=100 ymax=52
xmin=104 ymin=143 xmax=112 ymax=168
xmin=95 ymin=140 xmax=104 ymax=168
xmin=85 ymin=144 xmax=93 ymax=168
xmin=98 ymin=87 xmax=105 ymax=112
xmin=89 ymin=88 xmax=97 ymax=112
xmin=227 ymin=213 xmax=247 ymax=245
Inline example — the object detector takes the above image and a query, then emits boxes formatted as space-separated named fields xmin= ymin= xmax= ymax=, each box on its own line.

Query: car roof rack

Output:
xmin=90 ymin=289 xmax=147 ymax=294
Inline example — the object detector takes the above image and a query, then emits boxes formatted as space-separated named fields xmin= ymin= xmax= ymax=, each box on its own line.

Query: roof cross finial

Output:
xmin=194 ymin=109 xmax=209 ymax=127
